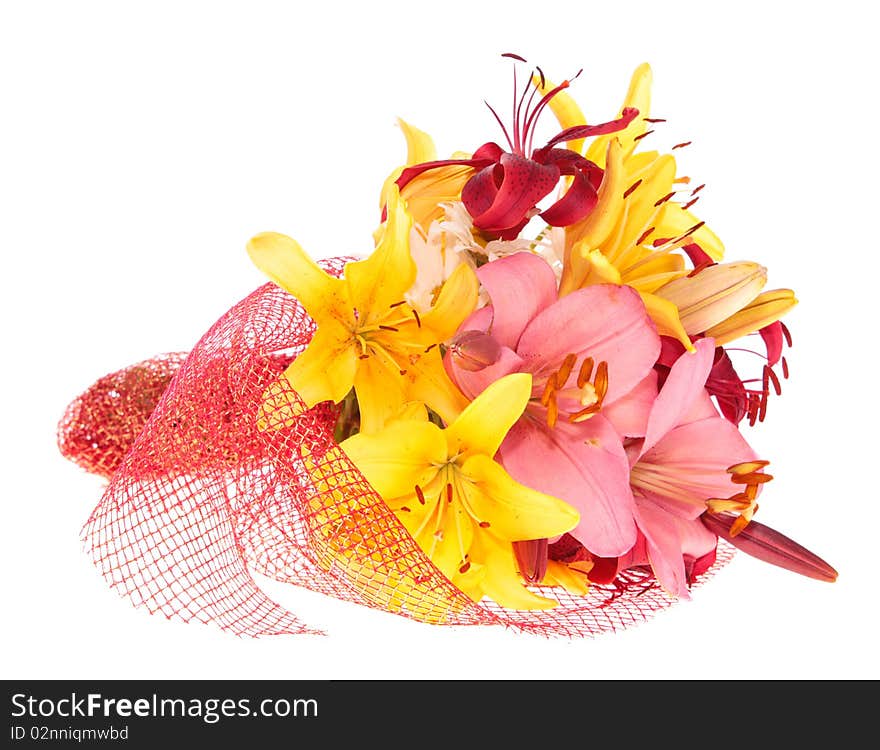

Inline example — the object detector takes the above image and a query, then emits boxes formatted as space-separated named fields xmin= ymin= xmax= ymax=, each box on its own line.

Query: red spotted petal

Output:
xmin=467 ymin=152 xmax=560 ymax=234
xmin=535 ymin=147 xmax=604 ymax=188
xmin=540 ymin=106 xmax=640 ymax=150
xmin=472 ymin=141 xmax=505 ymax=161
xmin=461 ymin=164 xmax=501 ymax=219
xmin=539 ymin=170 xmax=598 ymax=227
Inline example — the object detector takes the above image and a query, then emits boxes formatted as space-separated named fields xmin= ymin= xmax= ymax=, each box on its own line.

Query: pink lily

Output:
xmin=445 ymin=252 xmax=660 ymax=559
xmin=395 ymin=56 xmax=638 ymax=239
xmin=624 ymin=337 xmax=763 ymax=598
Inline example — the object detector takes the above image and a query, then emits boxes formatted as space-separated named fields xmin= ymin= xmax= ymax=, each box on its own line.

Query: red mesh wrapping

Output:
xmin=62 ymin=259 xmax=734 ymax=638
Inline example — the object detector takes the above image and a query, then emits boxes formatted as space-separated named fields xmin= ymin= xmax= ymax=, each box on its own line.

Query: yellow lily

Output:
xmin=247 ymin=188 xmax=479 ymax=435
xmin=340 ymin=373 xmax=580 ymax=610
xmin=537 ymin=64 xmax=725 ymax=350
xmin=378 ymin=118 xmax=474 ymax=231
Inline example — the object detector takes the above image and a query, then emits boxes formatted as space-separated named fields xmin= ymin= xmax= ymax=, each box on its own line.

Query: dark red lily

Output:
xmin=395 ymin=55 xmax=639 ymax=240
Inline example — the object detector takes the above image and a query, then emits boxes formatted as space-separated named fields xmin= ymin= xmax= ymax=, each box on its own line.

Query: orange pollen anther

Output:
xmin=546 ymin=398 xmax=559 ymax=429
xmin=727 ymin=460 xmax=770 ymax=475
xmin=539 ymin=354 xmax=610 ymax=427
xmin=556 ymin=353 xmax=577 ymax=385
xmin=706 ymin=460 xmax=772 ymax=535
xmin=577 ymin=357 xmax=594 ymax=388
xmin=540 ymin=373 xmax=558 ymax=407
xmin=593 ymin=361 xmax=609 ymax=401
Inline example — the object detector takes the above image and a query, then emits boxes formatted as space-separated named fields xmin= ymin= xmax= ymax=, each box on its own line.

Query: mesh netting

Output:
xmin=59 ymin=258 xmax=734 ymax=638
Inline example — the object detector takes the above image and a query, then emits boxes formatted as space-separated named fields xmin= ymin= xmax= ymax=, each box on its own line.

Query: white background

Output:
xmin=2 ymin=0 xmax=877 ymax=679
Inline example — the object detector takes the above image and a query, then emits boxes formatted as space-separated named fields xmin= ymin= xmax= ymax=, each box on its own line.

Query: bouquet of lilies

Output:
xmin=60 ymin=56 xmax=836 ymax=636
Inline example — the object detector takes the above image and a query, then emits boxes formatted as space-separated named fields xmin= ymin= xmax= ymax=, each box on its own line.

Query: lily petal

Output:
xmin=641 ymin=337 xmax=715 ymax=456
xmin=347 ymin=189 xmax=416 ymax=314
xmin=339 ymin=419 xmax=446 ymax=499
xmin=398 ymin=117 xmax=437 ymax=165
xmin=447 ymin=344 xmax=525 ymax=401
xmin=401 ymin=164 xmax=478 ymax=230
xmin=561 ymin=137 xmax=627 ymax=295
xmin=603 ymin=369 xmax=658 ymax=439
xmin=460 ymin=453 xmax=579 ymax=541
xmin=460 ymin=163 xmax=500 ymax=219
xmin=640 ymin=293 xmax=694 ymax=352
xmin=539 ymin=169 xmax=598 ymax=227
xmin=655 ymin=202 xmax=725 ymax=261
xmin=477 ymin=252 xmax=558 ymax=350
xmin=446 ymin=372 xmax=532 ymax=459
xmin=283 ymin=318 xmax=358 ymax=408
xmin=586 ymin=62 xmax=653 ymax=166
xmin=418 ymin=262 xmax=480 ymax=342
xmin=469 ymin=153 xmax=560 ymax=233
xmin=637 ymin=416 xmax=758 ymax=518
xmin=516 ymin=284 xmax=660 ymax=406
xmin=499 ymin=416 xmax=637 ymax=557
xmin=404 ymin=349 xmax=469 ymax=427
xmin=353 ymin=355 xmax=407 ymax=435
xmin=378 ymin=118 xmax=439 ymax=220
xmin=247 ymin=232 xmax=345 ymax=320
xmin=543 ymin=560 xmax=591 ymax=596
xmin=466 ymin=532 xmax=558 ymax=610
xmin=636 ymin=502 xmax=689 ymax=599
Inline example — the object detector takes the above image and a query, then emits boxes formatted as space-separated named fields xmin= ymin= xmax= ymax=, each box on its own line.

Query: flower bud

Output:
xmin=705 ymin=289 xmax=797 ymax=346
xmin=701 ymin=512 xmax=837 ymax=582
xmin=655 ymin=261 xmax=767 ymax=335
xmin=514 ymin=538 xmax=548 ymax=584
xmin=448 ymin=329 xmax=502 ymax=372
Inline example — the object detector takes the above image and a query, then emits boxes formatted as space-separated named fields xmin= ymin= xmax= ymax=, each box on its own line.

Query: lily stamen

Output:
xmin=576 ymin=357 xmax=594 ymax=389
xmin=539 ymin=373 xmax=557 ymax=407
xmin=705 ymin=460 xmax=772 ymax=535
xmin=556 ymin=353 xmax=577 ymax=386
xmin=536 ymin=353 xmax=610 ymax=426
xmin=546 ymin=398 xmax=559 ymax=428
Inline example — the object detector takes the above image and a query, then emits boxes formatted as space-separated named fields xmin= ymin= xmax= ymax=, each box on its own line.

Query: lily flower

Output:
xmin=247 ymin=189 xmax=479 ymax=434
xmin=445 ymin=252 xmax=661 ymax=558
xmin=339 ymin=373 xmax=580 ymax=610
xmin=626 ymin=338 xmax=767 ymax=597
xmin=536 ymin=63 xmax=725 ymax=351
xmin=395 ymin=54 xmax=638 ymax=239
